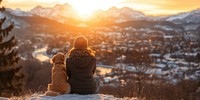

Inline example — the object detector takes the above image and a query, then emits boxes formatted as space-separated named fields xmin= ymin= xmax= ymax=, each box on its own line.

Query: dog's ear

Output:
xmin=52 ymin=56 xmax=56 ymax=63
xmin=62 ymin=55 xmax=65 ymax=61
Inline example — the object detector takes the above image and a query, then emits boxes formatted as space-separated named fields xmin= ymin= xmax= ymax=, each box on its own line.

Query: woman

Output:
xmin=66 ymin=36 xmax=100 ymax=94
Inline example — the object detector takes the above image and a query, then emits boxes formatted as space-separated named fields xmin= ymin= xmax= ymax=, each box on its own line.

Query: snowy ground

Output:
xmin=32 ymin=45 xmax=52 ymax=62
xmin=1 ymin=94 xmax=137 ymax=100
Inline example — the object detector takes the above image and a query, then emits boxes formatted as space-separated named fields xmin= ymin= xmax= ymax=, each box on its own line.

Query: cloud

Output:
xmin=2 ymin=0 xmax=200 ymax=15
xmin=120 ymin=0 xmax=200 ymax=15
xmin=123 ymin=0 xmax=200 ymax=10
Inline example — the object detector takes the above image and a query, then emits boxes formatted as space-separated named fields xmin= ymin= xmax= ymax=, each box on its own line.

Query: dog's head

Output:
xmin=52 ymin=53 xmax=65 ymax=64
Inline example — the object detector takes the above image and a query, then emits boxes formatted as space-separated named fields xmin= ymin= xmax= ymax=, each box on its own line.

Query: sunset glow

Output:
xmin=63 ymin=0 xmax=122 ymax=19
xmin=3 ymin=0 xmax=200 ymax=16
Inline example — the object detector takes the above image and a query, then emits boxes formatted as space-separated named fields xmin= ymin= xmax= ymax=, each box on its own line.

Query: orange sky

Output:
xmin=2 ymin=0 xmax=200 ymax=16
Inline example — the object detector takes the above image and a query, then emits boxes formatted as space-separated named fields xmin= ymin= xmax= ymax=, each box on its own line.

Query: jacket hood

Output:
xmin=71 ymin=57 xmax=94 ymax=69
xmin=69 ymin=49 xmax=95 ymax=69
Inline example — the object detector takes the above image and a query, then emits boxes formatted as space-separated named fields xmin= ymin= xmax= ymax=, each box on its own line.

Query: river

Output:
xmin=32 ymin=46 xmax=112 ymax=75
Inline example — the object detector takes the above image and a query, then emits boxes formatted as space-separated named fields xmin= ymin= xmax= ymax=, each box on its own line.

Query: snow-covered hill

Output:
xmin=166 ymin=8 xmax=200 ymax=23
xmin=165 ymin=8 xmax=200 ymax=30
xmin=1 ymin=94 xmax=137 ymax=100
xmin=0 ymin=8 xmax=76 ymax=40
xmin=6 ymin=8 xmax=33 ymax=17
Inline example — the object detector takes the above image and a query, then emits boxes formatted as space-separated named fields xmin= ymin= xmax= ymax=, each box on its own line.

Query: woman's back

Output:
xmin=66 ymin=36 xmax=98 ymax=94
xmin=66 ymin=54 xmax=97 ymax=94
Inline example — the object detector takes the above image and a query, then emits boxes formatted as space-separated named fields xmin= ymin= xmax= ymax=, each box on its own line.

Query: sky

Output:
xmin=2 ymin=0 xmax=200 ymax=16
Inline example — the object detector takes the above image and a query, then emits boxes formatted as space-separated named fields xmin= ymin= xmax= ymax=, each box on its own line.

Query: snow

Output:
xmin=164 ymin=54 xmax=176 ymax=61
xmin=30 ymin=4 xmax=78 ymax=20
xmin=1 ymin=94 xmax=137 ymax=100
xmin=149 ymin=53 xmax=161 ymax=57
xmin=30 ymin=4 xmax=146 ymax=22
xmin=185 ymin=53 xmax=197 ymax=56
xmin=0 ymin=97 xmax=8 ymax=100
xmin=32 ymin=46 xmax=51 ymax=62
xmin=155 ymin=64 xmax=166 ymax=68
xmin=104 ymin=76 xmax=118 ymax=83
xmin=155 ymin=25 xmax=174 ymax=31
xmin=97 ymin=64 xmax=115 ymax=69
xmin=167 ymin=13 xmax=190 ymax=21
xmin=166 ymin=8 xmax=200 ymax=24
xmin=96 ymin=67 xmax=112 ymax=75
xmin=29 ymin=94 xmax=132 ymax=100
xmin=6 ymin=8 xmax=33 ymax=17
xmin=125 ymin=66 xmax=137 ymax=72
xmin=164 ymin=36 xmax=173 ymax=39
xmin=146 ymin=68 xmax=162 ymax=75
xmin=0 ymin=12 xmax=4 ymax=18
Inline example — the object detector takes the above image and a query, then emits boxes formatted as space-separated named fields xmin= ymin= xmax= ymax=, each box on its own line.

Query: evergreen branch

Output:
xmin=0 ymin=50 xmax=20 ymax=68
xmin=0 ymin=66 xmax=22 ymax=89
xmin=0 ymin=17 xmax=6 ymax=27
xmin=0 ymin=35 xmax=2 ymax=42
xmin=0 ymin=36 xmax=16 ymax=51
xmin=0 ymin=24 xmax=14 ymax=38
xmin=0 ymin=7 xmax=5 ymax=12
xmin=0 ymin=0 xmax=24 ymax=96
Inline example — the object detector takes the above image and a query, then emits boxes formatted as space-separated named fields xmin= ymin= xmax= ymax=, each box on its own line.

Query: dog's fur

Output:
xmin=45 ymin=53 xmax=70 ymax=96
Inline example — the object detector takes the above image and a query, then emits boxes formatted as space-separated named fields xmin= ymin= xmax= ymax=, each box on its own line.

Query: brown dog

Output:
xmin=45 ymin=53 xmax=70 ymax=96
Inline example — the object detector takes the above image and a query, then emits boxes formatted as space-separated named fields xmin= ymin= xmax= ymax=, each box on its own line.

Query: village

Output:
xmin=16 ymin=24 xmax=200 ymax=88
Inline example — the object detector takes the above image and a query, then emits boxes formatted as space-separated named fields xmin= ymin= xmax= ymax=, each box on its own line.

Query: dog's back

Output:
xmin=50 ymin=64 xmax=70 ymax=94
xmin=52 ymin=65 xmax=67 ymax=84
xmin=46 ymin=53 xmax=71 ymax=96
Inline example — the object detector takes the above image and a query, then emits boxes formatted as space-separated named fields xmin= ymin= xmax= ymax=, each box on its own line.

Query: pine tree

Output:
xmin=0 ymin=0 xmax=24 ymax=97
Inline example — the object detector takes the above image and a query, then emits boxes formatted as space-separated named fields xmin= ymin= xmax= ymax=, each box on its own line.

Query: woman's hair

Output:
xmin=67 ymin=35 xmax=95 ymax=57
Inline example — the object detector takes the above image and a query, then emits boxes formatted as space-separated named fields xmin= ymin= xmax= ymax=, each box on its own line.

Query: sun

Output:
xmin=64 ymin=0 xmax=123 ymax=19
xmin=71 ymin=1 xmax=97 ymax=19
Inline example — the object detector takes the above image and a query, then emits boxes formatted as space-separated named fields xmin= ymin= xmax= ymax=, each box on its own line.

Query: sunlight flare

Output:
xmin=65 ymin=0 xmax=123 ymax=19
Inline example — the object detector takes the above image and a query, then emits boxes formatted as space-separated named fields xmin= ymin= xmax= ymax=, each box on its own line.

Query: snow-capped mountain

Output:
xmin=6 ymin=8 xmax=33 ymax=17
xmin=92 ymin=7 xmax=146 ymax=23
xmin=165 ymin=8 xmax=200 ymax=30
xmin=0 ymin=8 xmax=32 ymax=29
xmin=0 ymin=8 xmax=32 ymax=20
xmin=30 ymin=4 xmax=146 ymax=23
xmin=0 ymin=8 xmax=76 ymax=40
xmin=166 ymin=8 xmax=200 ymax=23
xmin=2 ymin=5 xmax=199 ymax=38
xmin=2 ymin=7 xmax=186 ymax=38
xmin=30 ymin=4 xmax=78 ymax=23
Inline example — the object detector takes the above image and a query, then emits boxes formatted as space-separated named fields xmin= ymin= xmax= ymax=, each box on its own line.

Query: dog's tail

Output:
xmin=45 ymin=91 xmax=60 ymax=96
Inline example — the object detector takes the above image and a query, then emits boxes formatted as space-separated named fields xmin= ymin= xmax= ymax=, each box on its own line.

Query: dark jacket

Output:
xmin=66 ymin=49 xmax=97 ymax=94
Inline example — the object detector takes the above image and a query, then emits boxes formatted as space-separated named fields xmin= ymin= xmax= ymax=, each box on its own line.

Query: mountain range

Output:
xmin=29 ymin=4 xmax=200 ymax=30
xmin=1 ymin=3 xmax=200 ymax=41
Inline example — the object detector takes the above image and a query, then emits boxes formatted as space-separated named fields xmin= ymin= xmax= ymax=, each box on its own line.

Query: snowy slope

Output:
xmin=30 ymin=4 xmax=78 ymax=23
xmin=6 ymin=8 xmax=32 ymax=17
xmin=30 ymin=94 xmax=130 ymax=100
xmin=165 ymin=8 xmax=200 ymax=30
xmin=166 ymin=8 xmax=200 ymax=23
xmin=93 ymin=7 xmax=145 ymax=23
xmin=3 ymin=94 xmax=137 ymax=100
xmin=107 ymin=7 xmax=145 ymax=19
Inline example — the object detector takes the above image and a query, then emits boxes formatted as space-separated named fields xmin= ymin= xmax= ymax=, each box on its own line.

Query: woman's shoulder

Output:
xmin=68 ymin=48 xmax=96 ymax=58
xmin=65 ymin=55 xmax=71 ymax=63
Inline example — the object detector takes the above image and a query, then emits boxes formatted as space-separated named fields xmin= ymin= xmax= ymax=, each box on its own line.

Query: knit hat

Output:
xmin=73 ymin=36 xmax=88 ymax=49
